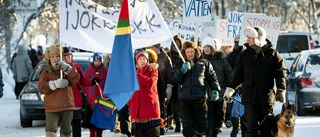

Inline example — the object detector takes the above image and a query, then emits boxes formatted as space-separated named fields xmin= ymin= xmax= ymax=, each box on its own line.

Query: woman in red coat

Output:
xmin=128 ymin=50 xmax=161 ymax=137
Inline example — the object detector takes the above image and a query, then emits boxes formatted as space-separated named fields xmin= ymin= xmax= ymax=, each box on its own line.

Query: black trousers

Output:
xmin=180 ymin=99 xmax=207 ymax=137
xmin=207 ymin=100 xmax=226 ymax=136
xmin=15 ymin=82 xmax=27 ymax=97
xmin=244 ymin=104 xmax=274 ymax=137
xmin=72 ymin=110 xmax=82 ymax=137
xmin=118 ymin=105 xmax=131 ymax=137
xmin=132 ymin=126 xmax=160 ymax=137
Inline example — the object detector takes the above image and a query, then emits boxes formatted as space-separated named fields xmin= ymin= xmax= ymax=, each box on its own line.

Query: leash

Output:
xmin=231 ymin=97 xmax=271 ymax=130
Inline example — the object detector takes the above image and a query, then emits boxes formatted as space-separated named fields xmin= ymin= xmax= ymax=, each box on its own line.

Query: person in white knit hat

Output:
xmin=223 ymin=26 xmax=286 ymax=137
xmin=202 ymin=37 xmax=233 ymax=137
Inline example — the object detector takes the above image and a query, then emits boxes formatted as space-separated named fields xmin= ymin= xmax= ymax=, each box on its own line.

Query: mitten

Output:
xmin=166 ymin=84 xmax=173 ymax=100
xmin=49 ymin=79 xmax=69 ymax=91
xmin=223 ymin=87 xmax=235 ymax=103
xmin=181 ymin=62 xmax=191 ymax=73
xmin=276 ymin=89 xmax=286 ymax=103
xmin=91 ymin=77 xmax=101 ymax=85
xmin=210 ymin=90 xmax=219 ymax=101
xmin=55 ymin=60 xmax=73 ymax=74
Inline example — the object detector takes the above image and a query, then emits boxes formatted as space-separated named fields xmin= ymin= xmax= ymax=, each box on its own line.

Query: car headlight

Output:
xmin=21 ymin=93 xmax=38 ymax=100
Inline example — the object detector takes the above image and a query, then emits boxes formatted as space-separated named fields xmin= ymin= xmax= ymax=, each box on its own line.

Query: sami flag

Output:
xmin=104 ymin=0 xmax=139 ymax=110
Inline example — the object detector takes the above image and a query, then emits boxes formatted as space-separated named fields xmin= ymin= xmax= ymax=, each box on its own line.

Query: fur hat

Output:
xmin=93 ymin=52 xmax=102 ymax=61
xmin=244 ymin=26 xmax=267 ymax=47
xmin=202 ymin=37 xmax=221 ymax=51
xmin=181 ymin=41 xmax=201 ymax=60
xmin=146 ymin=49 xmax=158 ymax=63
xmin=45 ymin=45 xmax=60 ymax=65
xmin=135 ymin=50 xmax=149 ymax=61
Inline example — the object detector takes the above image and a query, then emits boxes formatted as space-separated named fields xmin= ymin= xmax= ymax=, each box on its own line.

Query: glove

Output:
xmin=55 ymin=60 xmax=73 ymax=74
xmin=223 ymin=87 xmax=235 ymax=103
xmin=91 ymin=77 xmax=101 ymax=85
xmin=190 ymin=60 xmax=194 ymax=68
xmin=276 ymin=89 xmax=286 ymax=103
xmin=49 ymin=79 xmax=69 ymax=91
xmin=210 ymin=90 xmax=219 ymax=101
xmin=166 ymin=84 xmax=173 ymax=100
xmin=181 ymin=62 xmax=191 ymax=73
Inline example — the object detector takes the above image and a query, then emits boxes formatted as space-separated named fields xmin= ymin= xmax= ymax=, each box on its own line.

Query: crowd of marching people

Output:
xmin=5 ymin=25 xmax=286 ymax=137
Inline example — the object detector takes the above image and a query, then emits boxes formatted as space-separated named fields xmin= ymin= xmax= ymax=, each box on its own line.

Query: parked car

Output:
xmin=19 ymin=56 xmax=92 ymax=127
xmin=286 ymin=49 xmax=320 ymax=116
xmin=276 ymin=31 xmax=315 ymax=70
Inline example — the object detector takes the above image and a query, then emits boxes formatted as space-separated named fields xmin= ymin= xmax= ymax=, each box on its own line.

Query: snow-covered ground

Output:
xmin=1 ymin=66 xmax=320 ymax=137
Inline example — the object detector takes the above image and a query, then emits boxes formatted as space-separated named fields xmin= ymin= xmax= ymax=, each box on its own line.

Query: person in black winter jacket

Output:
xmin=171 ymin=41 xmax=220 ymax=137
xmin=224 ymin=26 xmax=286 ymax=137
xmin=202 ymin=37 xmax=233 ymax=137
xmin=225 ymin=34 xmax=243 ymax=70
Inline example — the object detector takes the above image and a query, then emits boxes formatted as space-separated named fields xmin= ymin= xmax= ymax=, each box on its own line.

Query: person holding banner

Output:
xmin=38 ymin=45 xmax=80 ymax=137
xmin=224 ymin=26 xmax=286 ymax=137
xmin=171 ymin=41 xmax=220 ymax=137
xmin=202 ymin=37 xmax=233 ymax=137
xmin=127 ymin=50 xmax=162 ymax=137
xmin=62 ymin=47 xmax=93 ymax=137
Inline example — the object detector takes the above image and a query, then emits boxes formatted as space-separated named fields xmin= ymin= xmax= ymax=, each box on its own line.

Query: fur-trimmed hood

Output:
xmin=146 ymin=49 xmax=158 ymax=63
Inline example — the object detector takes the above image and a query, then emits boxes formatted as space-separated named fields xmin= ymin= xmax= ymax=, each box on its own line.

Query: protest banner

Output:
xmin=182 ymin=0 xmax=212 ymax=23
xmin=161 ymin=18 xmax=202 ymax=46
xmin=239 ymin=14 xmax=281 ymax=47
xmin=201 ymin=16 xmax=217 ymax=39
xmin=59 ymin=0 xmax=171 ymax=53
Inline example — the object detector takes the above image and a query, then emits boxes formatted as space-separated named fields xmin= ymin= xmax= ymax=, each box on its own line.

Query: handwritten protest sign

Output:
xmin=216 ymin=19 xmax=234 ymax=45
xmin=201 ymin=16 xmax=217 ymax=39
xmin=161 ymin=18 xmax=202 ymax=46
xmin=183 ymin=0 xmax=212 ymax=23
xmin=239 ymin=14 xmax=281 ymax=47
xmin=59 ymin=0 xmax=171 ymax=53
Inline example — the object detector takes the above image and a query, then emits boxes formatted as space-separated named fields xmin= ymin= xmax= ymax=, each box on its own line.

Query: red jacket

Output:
xmin=128 ymin=63 xmax=160 ymax=119
xmin=71 ymin=61 xmax=92 ymax=108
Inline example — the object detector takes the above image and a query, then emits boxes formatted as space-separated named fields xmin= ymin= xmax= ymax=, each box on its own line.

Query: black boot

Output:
xmin=175 ymin=119 xmax=181 ymax=132
xmin=160 ymin=128 xmax=165 ymax=135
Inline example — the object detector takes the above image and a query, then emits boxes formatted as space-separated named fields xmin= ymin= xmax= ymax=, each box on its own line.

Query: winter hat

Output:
xmin=63 ymin=47 xmax=72 ymax=56
xmin=30 ymin=49 xmax=37 ymax=55
xmin=93 ymin=52 xmax=102 ymax=61
xmin=45 ymin=45 xmax=60 ymax=65
xmin=135 ymin=50 xmax=149 ymax=61
xmin=244 ymin=26 xmax=267 ymax=47
xmin=202 ymin=37 xmax=221 ymax=51
xmin=181 ymin=41 xmax=201 ymax=60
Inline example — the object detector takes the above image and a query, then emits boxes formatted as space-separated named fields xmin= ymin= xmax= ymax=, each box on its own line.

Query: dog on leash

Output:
xmin=271 ymin=103 xmax=296 ymax=137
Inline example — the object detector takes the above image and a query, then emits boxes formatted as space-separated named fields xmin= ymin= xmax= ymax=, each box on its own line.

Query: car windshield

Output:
xmin=276 ymin=35 xmax=309 ymax=53
xmin=30 ymin=62 xmax=48 ymax=81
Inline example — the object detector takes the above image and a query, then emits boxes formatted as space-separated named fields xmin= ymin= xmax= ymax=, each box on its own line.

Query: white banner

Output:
xmin=240 ymin=14 xmax=281 ymax=47
xmin=59 ymin=0 xmax=171 ymax=53
xmin=183 ymin=0 xmax=212 ymax=23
